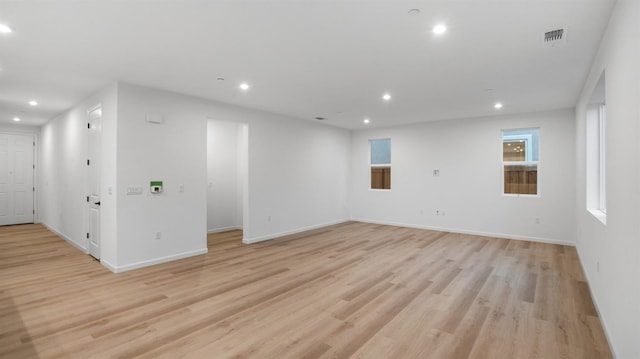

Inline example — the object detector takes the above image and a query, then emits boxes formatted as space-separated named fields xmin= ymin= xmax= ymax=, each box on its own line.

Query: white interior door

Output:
xmin=87 ymin=106 xmax=102 ymax=259
xmin=0 ymin=134 xmax=34 ymax=226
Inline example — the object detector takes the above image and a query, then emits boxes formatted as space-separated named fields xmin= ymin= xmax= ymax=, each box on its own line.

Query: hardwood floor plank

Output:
xmin=520 ymin=272 xmax=538 ymax=303
xmin=0 ymin=223 xmax=612 ymax=358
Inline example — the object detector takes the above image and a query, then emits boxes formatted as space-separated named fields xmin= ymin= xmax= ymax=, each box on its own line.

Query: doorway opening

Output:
xmin=206 ymin=119 xmax=248 ymax=243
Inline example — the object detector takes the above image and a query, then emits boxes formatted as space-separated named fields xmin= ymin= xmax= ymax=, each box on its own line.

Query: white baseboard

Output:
xmin=41 ymin=223 xmax=88 ymax=253
xmin=208 ymin=226 xmax=242 ymax=234
xmin=350 ymin=218 xmax=575 ymax=246
xmin=242 ymin=219 xmax=350 ymax=244
xmin=100 ymin=258 xmax=118 ymax=273
xmin=575 ymin=246 xmax=617 ymax=358
xmin=109 ymin=248 xmax=208 ymax=273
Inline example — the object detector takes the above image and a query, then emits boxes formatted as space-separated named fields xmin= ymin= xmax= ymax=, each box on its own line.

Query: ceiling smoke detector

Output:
xmin=543 ymin=28 xmax=566 ymax=48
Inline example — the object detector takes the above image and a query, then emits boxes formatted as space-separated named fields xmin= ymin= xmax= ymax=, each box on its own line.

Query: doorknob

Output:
xmin=94 ymin=201 xmax=101 ymax=206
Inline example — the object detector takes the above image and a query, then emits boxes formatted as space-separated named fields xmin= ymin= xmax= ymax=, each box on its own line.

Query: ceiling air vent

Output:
xmin=543 ymin=28 xmax=566 ymax=48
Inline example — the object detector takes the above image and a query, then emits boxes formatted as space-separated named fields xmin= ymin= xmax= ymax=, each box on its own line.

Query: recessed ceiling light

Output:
xmin=239 ymin=82 xmax=250 ymax=91
xmin=13 ymin=117 xmax=20 ymax=122
xmin=363 ymin=118 xmax=370 ymax=124
xmin=315 ymin=117 xmax=326 ymax=121
xmin=29 ymin=100 xmax=38 ymax=106
xmin=408 ymin=9 xmax=421 ymax=16
xmin=433 ymin=24 xmax=447 ymax=35
xmin=217 ymin=77 xmax=225 ymax=81
xmin=0 ymin=24 xmax=13 ymax=34
xmin=382 ymin=93 xmax=391 ymax=101
xmin=494 ymin=102 xmax=503 ymax=109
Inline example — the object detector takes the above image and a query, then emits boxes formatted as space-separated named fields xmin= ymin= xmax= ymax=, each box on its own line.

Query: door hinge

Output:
xmin=33 ymin=210 xmax=35 ymax=214
xmin=33 ymin=141 xmax=36 ymax=146
xmin=87 ymin=196 xmax=90 ymax=202
xmin=32 ymin=187 xmax=35 ymax=192
xmin=88 ymin=123 xmax=90 ymax=129
xmin=86 ymin=233 xmax=90 ymax=239
xmin=33 ymin=164 xmax=35 ymax=169
xmin=87 ymin=159 xmax=90 ymax=166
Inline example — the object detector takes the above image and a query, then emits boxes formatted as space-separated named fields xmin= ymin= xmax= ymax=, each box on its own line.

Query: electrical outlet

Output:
xmin=155 ymin=232 xmax=161 ymax=240
xmin=267 ymin=215 xmax=271 ymax=222
xmin=535 ymin=218 xmax=540 ymax=224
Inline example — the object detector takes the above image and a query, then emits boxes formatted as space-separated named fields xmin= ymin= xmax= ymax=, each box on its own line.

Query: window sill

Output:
xmin=588 ymin=209 xmax=607 ymax=225
xmin=502 ymin=193 xmax=540 ymax=198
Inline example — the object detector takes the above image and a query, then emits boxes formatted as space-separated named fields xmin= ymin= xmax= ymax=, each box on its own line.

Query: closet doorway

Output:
xmin=206 ymin=119 xmax=248 ymax=236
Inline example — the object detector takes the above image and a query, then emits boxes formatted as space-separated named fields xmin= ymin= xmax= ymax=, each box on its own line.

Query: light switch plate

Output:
xmin=126 ymin=186 xmax=143 ymax=195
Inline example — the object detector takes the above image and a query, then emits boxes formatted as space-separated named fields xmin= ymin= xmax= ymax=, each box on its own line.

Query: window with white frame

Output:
xmin=502 ymin=128 xmax=539 ymax=195
xmin=587 ymin=72 xmax=606 ymax=221
xmin=598 ymin=104 xmax=606 ymax=213
xmin=370 ymin=139 xmax=391 ymax=190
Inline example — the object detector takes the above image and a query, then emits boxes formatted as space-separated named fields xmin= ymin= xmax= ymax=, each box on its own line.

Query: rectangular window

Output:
xmin=587 ymin=72 xmax=606 ymax=223
xmin=502 ymin=128 xmax=539 ymax=195
xmin=598 ymin=104 xmax=606 ymax=213
xmin=370 ymin=139 xmax=391 ymax=190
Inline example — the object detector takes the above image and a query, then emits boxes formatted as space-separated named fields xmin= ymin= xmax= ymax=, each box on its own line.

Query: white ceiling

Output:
xmin=0 ymin=0 xmax=615 ymax=129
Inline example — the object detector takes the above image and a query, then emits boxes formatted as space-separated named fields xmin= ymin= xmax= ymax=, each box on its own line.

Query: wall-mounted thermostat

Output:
xmin=150 ymin=181 xmax=163 ymax=194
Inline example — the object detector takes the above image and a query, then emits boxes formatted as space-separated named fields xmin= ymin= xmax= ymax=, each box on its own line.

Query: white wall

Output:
xmin=574 ymin=0 xmax=640 ymax=357
xmin=38 ymin=83 xmax=118 ymax=268
xmin=109 ymin=82 xmax=350 ymax=270
xmin=114 ymin=83 xmax=208 ymax=271
xmin=114 ymin=83 xmax=351 ymax=267
xmin=207 ymin=119 xmax=244 ymax=233
xmin=245 ymin=116 xmax=351 ymax=243
xmin=38 ymin=81 xmax=350 ymax=271
xmin=350 ymin=108 xmax=576 ymax=244
xmin=0 ymin=124 xmax=40 ymax=135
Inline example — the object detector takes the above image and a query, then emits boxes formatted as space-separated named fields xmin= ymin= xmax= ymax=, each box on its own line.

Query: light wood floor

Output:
xmin=0 ymin=223 xmax=611 ymax=358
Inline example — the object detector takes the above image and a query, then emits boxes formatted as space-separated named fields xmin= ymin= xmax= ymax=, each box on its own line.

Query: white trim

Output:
xmin=100 ymin=258 xmax=118 ymax=273
xmin=349 ymin=218 xmax=575 ymax=246
xmin=587 ymin=209 xmax=607 ymax=225
xmin=208 ymin=226 xmax=242 ymax=234
xmin=575 ymin=246 xmax=617 ymax=358
xmin=41 ymin=223 xmax=88 ymax=252
xmin=107 ymin=248 xmax=208 ymax=273
xmin=502 ymin=193 xmax=541 ymax=198
xmin=598 ymin=104 xmax=606 ymax=213
xmin=242 ymin=219 xmax=350 ymax=244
